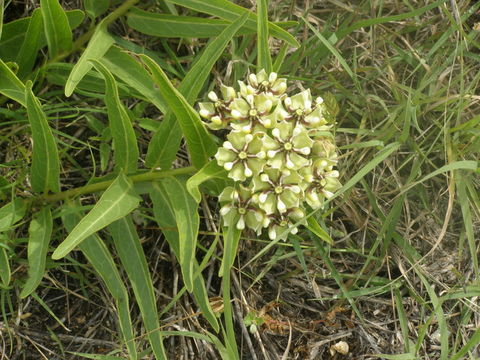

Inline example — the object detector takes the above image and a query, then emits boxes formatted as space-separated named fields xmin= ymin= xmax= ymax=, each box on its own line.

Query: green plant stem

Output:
xmin=34 ymin=166 xmax=196 ymax=204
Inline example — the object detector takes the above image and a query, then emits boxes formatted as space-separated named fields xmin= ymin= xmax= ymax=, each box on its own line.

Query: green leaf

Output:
xmin=15 ymin=9 xmax=43 ymax=79
xmin=150 ymin=182 xmax=219 ymax=331
xmin=84 ymin=0 xmax=110 ymax=19
xmin=159 ymin=177 xmax=199 ymax=291
xmin=63 ymin=203 xmax=137 ymax=359
xmin=140 ymin=54 xmax=217 ymax=169
xmin=256 ymin=0 xmax=272 ymax=73
xmin=186 ymin=160 xmax=230 ymax=203
xmin=108 ymin=216 xmax=167 ymax=360
xmin=91 ymin=60 xmax=139 ymax=174
xmin=145 ymin=13 xmax=248 ymax=169
xmin=40 ymin=0 xmax=73 ymax=58
xmin=166 ymin=0 xmax=299 ymax=47
xmin=128 ymin=7 xmax=254 ymax=38
xmin=0 ymin=59 xmax=26 ymax=106
xmin=0 ymin=199 xmax=27 ymax=232
xmin=306 ymin=217 xmax=333 ymax=245
xmin=0 ymin=244 xmax=10 ymax=286
xmin=101 ymin=46 xmax=168 ymax=113
xmin=25 ymin=81 xmax=60 ymax=194
xmin=0 ymin=10 xmax=84 ymax=62
xmin=52 ymin=173 xmax=140 ymax=259
xmin=65 ymin=20 xmax=114 ymax=97
xmin=20 ymin=207 xmax=53 ymax=298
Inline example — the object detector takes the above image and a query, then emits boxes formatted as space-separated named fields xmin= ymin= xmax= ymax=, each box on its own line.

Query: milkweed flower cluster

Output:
xmin=198 ymin=70 xmax=341 ymax=240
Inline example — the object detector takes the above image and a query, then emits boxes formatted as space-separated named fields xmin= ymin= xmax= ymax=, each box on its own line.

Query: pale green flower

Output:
xmin=197 ymin=69 xmax=341 ymax=241
xmin=252 ymin=169 xmax=303 ymax=215
xmin=266 ymin=121 xmax=313 ymax=170
xmin=219 ymin=185 xmax=266 ymax=232
xmin=215 ymin=132 xmax=267 ymax=182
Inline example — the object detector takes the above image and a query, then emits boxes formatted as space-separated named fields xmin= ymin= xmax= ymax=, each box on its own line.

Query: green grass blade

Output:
xmin=334 ymin=0 xmax=447 ymax=43
xmin=127 ymin=8 xmax=254 ymax=38
xmin=159 ymin=177 xmax=199 ymax=292
xmin=65 ymin=20 xmax=114 ymax=97
xmin=310 ymin=235 xmax=363 ymax=321
xmin=415 ymin=271 xmax=449 ymax=359
xmin=140 ymin=54 xmax=217 ymax=169
xmin=100 ymin=46 xmax=168 ymax=113
xmin=20 ymin=207 xmax=53 ymax=298
xmin=302 ymin=16 xmax=354 ymax=79
xmin=166 ymin=0 xmax=299 ymax=47
xmin=15 ymin=9 xmax=43 ymax=79
xmin=40 ymin=0 xmax=72 ymax=58
xmin=25 ymin=81 xmax=60 ymax=194
xmin=150 ymin=182 xmax=220 ymax=331
xmin=186 ymin=160 xmax=229 ymax=203
xmin=91 ymin=60 xmax=139 ymax=174
xmin=400 ymin=160 xmax=478 ymax=195
xmin=145 ymin=12 xmax=247 ymax=170
xmin=0 ymin=199 xmax=27 ymax=232
xmin=450 ymin=326 xmax=480 ymax=360
xmin=63 ymin=203 xmax=137 ymax=359
xmin=257 ymin=0 xmax=272 ymax=73
xmin=108 ymin=216 xmax=167 ymax=360
xmin=332 ymin=142 xmax=401 ymax=200
xmin=0 ymin=59 xmax=26 ymax=106
xmin=52 ymin=173 xmax=140 ymax=259
xmin=456 ymin=175 xmax=478 ymax=276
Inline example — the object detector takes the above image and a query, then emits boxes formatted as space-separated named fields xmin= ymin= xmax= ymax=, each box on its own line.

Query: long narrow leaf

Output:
xmin=91 ymin=60 xmax=139 ymax=174
xmin=63 ymin=204 xmax=137 ymax=359
xmin=101 ymin=46 xmax=168 ymax=113
xmin=186 ymin=160 xmax=230 ymax=203
xmin=159 ymin=177 xmax=199 ymax=291
xmin=108 ymin=216 xmax=167 ymax=360
xmin=128 ymin=8 xmax=254 ymax=38
xmin=0 ymin=243 xmax=10 ymax=286
xmin=0 ymin=199 xmax=27 ymax=232
xmin=257 ymin=0 xmax=272 ymax=73
xmin=20 ymin=207 xmax=53 ymax=298
xmin=52 ymin=173 xmax=140 ymax=259
xmin=0 ymin=59 xmax=26 ymax=106
xmin=166 ymin=0 xmax=299 ymax=47
xmin=25 ymin=81 xmax=60 ymax=194
xmin=0 ymin=10 xmax=84 ymax=62
xmin=150 ymin=182 xmax=219 ymax=331
xmin=40 ymin=0 xmax=72 ymax=58
xmin=16 ymin=9 xmax=43 ymax=79
xmin=65 ymin=20 xmax=114 ymax=97
xmin=145 ymin=13 xmax=247 ymax=169
xmin=141 ymin=55 xmax=217 ymax=169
